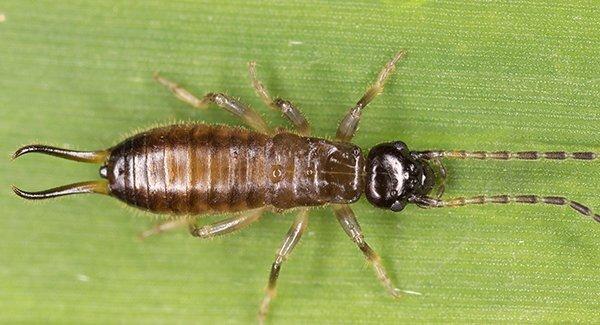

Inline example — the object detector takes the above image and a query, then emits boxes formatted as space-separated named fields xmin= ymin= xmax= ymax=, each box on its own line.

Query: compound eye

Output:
xmin=390 ymin=200 xmax=406 ymax=212
xmin=99 ymin=166 xmax=108 ymax=179
xmin=393 ymin=141 xmax=409 ymax=152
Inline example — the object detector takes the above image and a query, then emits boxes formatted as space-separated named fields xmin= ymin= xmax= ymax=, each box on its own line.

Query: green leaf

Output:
xmin=1 ymin=1 xmax=599 ymax=323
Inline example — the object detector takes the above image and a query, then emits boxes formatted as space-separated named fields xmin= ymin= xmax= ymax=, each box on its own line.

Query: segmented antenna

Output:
xmin=414 ymin=150 xmax=597 ymax=161
xmin=411 ymin=195 xmax=600 ymax=223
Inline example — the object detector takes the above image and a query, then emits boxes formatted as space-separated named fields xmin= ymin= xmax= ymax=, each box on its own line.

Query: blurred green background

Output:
xmin=1 ymin=1 xmax=599 ymax=323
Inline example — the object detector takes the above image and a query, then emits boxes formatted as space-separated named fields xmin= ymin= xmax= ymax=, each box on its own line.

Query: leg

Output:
xmin=332 ymin=204 xmax=401 ymax=298
xmin=259 ymin=209 xmax=309 ymax=324
xmin=248 ymin=61 xmax=310 ymax=136
xmin=411 ymin=195 xmax=600 ymax=223
xmin=336 ymin=51 xmax=406 ymax=142
xmin=189 ymin=208 xmax=264 ymax=239
xmin=139 ymin=217 xmax=194 ymax=240
xmin=154 ymin=73 xmax=270 ymax=134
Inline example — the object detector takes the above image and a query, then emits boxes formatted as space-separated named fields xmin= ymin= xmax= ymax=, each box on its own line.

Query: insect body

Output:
xmin=12 ymin=51 xmax=600 ymax=323
xmin=107 ymin=124 xmax=364 ymax=213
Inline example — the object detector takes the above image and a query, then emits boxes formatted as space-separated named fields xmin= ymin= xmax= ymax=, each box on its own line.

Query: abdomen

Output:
xmin=107 ymin=124 xmax=364 ymax=215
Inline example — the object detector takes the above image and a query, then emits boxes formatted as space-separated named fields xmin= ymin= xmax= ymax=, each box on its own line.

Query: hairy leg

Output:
xmin=248 ymin=61 xmax=310 ymax=136
xmin=154 ymin=73 xmax=270 ymax=134
xmin=258 ymin=209 xmax=309 ymax=324
xmin=189 ymin=209 xmax=264 ymax=239
xmin=139 ymin=217 xmax=193 ymax=240
xmin=336 ymin=51 xmax=406 ymax=142
xmin=332 ymin=204 xmax=401 ymax=298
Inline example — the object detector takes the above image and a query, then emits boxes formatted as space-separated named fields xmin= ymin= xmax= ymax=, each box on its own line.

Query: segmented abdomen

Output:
xmin=107 ymin=124 xmax=363 ymax=215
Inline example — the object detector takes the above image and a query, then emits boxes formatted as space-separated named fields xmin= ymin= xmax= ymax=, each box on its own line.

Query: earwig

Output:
xmin=12 ymin=51 xmax=600 ymax=323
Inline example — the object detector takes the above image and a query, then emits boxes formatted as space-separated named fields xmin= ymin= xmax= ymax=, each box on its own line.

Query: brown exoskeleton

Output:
xmin=12 ymin=51 xmax=600 ymax=323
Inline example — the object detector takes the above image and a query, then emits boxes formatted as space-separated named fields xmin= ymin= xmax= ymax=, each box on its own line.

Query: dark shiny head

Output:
xmin=365 ymin=141 xmax=435 ymax=211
